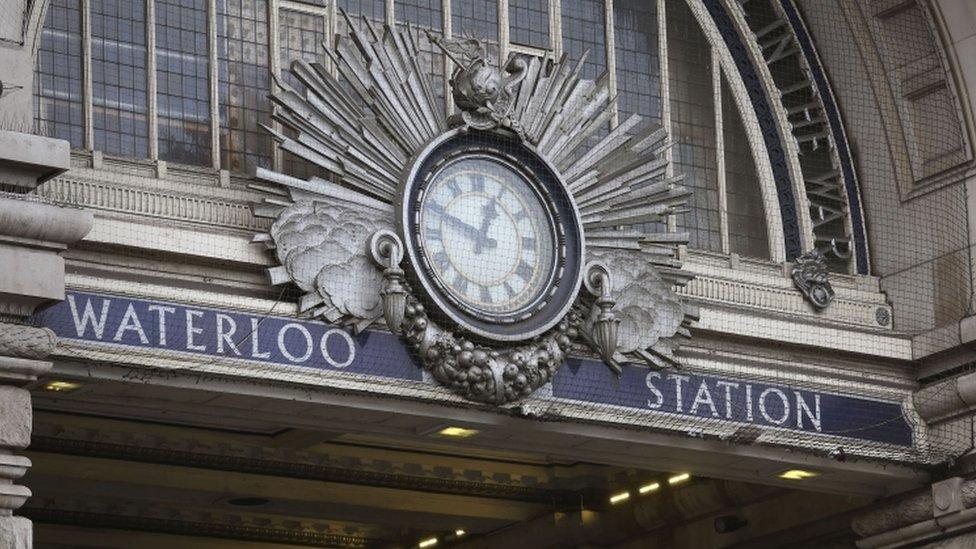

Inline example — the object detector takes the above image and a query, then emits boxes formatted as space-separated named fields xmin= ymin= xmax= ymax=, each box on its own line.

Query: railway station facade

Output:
xmin=2 ymin=0 xmax=976 ymax=547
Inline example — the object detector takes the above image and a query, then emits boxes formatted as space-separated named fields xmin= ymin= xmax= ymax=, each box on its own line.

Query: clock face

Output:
xmin=402 ymin=131 xmax=584 ymax=341
xmin=418 ymin=156 xmax=557 ymax=320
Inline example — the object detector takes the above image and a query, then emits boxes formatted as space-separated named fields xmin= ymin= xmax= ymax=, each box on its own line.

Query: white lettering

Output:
xmin=689 ymin=380 xmax=719 ymax=417
xmin=67 ymin=295 xmax=111 ymax=339
xmin=795 ymin=392 xmax=822 ymax=431
xmin=250 ymin=318 xmax=271 ymax=359
xmin=278 ymin=323 xmax=313 ymax=363
xmin=185 ymin=310 xmax=206 ymax=351
xmin=669 ymin=374 xmax=690 ymax=412
xmin=147 ymin=304 xmax=176 ymax=345
xmin=645 ymin=371 xmax=664 ymax=409
xmin=745 ymin=384 xmax=754 ymax=421
xmin=113 ymin=303 xmax=148 ymax=344
xmin=759 ymin=388 xmax=790 ymax=425
xmin=215 ymin=314 xmax=242 ymax=356
xmin=715 ymin=381 xmax=739 ymax=419
xmin=320 ymin=328 xmax=356 ymax=368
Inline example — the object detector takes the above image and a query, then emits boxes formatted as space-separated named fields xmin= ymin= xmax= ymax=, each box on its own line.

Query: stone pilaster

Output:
xmin=0 ymin=193 xmax=90 ymax=549
xmin=0 ymin=324 xmax=55 ymax=549
xmin=0 ymin=1 xmax=93 ymax=541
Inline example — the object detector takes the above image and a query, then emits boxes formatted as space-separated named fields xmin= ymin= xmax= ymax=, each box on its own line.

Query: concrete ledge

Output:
xmin=0 ymin=131 xmax=70 ymax=190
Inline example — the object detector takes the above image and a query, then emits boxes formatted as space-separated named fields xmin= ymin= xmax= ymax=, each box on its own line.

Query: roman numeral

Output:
xmin=522 ymin=236 xmax=535 ymax=249
xmin=480 ymin=285 xmax=492 ymax=303
xmin=433 ymin=251 xmax=450 ymax=271
xmin=504 ymin=282 xmax=516 ymax=298
xmin=516 ymin=260 xmax=533 ymax=281
xmin=447 ymin=179 xmax=461 ymax=195
xmin=471 ymin=174 xmax=485 ymax=192
xmin=426 ymin=228 xmax=442 ymax=242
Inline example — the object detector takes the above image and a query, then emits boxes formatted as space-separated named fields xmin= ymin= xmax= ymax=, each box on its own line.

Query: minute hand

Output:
xmin=442 ymin=212 xmax=498 ymax=248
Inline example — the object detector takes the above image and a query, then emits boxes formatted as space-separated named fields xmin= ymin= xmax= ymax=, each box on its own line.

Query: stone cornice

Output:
xmin=0 ymin=193 xmax=92 ymax=246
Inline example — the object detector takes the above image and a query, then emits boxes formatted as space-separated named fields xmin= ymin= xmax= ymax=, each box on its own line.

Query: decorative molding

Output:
xmin=29 ymin=434 xmax=578 ymax=504
xmin=731 ymin=0 xmax=868 ymax=275
xmin=20 ymin=505 xmax=379 ymax=548
xmin=701 ymin=0 xmax=804 ymax=262
xmin=0 ymin=323 xmax=56 ymax=360
xmin=36 ymin=175 xmax=269 ymax=232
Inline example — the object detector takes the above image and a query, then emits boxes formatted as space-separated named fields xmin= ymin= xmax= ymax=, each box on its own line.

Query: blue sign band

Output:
xmin=33 ymin=292 xmax=914 ymax=447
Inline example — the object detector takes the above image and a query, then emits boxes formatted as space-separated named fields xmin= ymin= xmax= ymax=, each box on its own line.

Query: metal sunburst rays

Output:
xmin=251 ymin=14 xmax=696 ymax=372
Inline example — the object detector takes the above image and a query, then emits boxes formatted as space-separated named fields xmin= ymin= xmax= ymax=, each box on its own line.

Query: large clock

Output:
xmin=400 ymin=130 xmax=585 ymax=341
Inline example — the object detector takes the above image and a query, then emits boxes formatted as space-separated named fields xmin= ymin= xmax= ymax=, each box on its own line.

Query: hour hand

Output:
xmin=474 ymin=199 xmax=500 ymax=254
xmin=442 ymin=212 xmax=498 ymax=249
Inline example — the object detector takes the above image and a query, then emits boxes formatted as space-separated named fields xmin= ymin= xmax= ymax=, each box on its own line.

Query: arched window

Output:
xmin=33 ymin=0 xmax=777 ymax=261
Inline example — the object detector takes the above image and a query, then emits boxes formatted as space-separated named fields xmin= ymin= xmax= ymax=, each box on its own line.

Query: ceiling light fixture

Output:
xmin=638 ymin=481 xmax=660 ymax=494
xmin=42 ymin=380 xmax=83 ymax=393
xmin=668 ymin=473 xmax=691 ymax=485
xmin=418 ymin=537 xmax=438 ymax=548
xmin=455 ymin=529 xmax=466 ymax=537
xmin=609 ymin=491 xmax=630 ymax=504
xmin=778 ymin=469 xmax=819 ymax=480
xmin=435 ymin=426 xmax=479 ymax=438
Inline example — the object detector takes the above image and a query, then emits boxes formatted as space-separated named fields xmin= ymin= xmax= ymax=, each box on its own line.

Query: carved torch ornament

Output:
xmin=252 ymin=19 xmax=697 ymax=405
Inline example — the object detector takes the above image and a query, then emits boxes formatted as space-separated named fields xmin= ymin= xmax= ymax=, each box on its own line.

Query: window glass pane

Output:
xmin=723 ymin=74 xmax=770 ymax=259
xmin=91 ymin=0 xmax=149 ymax=158
xmin=34 ymin=0 xmax=85 ymax=149
xmin=217 ymin=0 xmax=272 ymax=174
xmin=561 ymin=0 xmax=605 ymax=80
xmin=614 ymin=0 xmax=660 ymax=125
xmin=279 ymin=9 xmax=326 ymax=179
xmin=668 ymin=0 xmax=720 ymax=252
xmin=509 ymin=0 xmax=548 ymax=49
xmin=396 ymin=0 xmax=444 ymax=102
xmin=451 ymin=0 xmax=497 ymax=41
xmin=156 ymin=0 xmax=211 ymax=166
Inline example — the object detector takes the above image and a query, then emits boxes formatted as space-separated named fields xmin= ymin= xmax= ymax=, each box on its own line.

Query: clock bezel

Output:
xmin=398 ymin=129 xmax=585 ymax=342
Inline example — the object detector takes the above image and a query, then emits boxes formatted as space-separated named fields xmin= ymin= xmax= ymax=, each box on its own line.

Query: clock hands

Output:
xmin=474 ymin=198 xmax=500 ymax=254
xmin=440 ymin=210 xmax=498 ymax=250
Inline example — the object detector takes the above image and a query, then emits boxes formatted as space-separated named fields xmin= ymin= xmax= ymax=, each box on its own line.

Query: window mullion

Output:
xmin=146 ymin=0 xmax=158 ymax=161
xmin=207 ymin=0 xmax=220 ymax=170
xmin=498 ymin=0 xmax=509 ymax=63
xmin=443 ymin=0 xmax=453 ymax=115
xmin=658 ymin=0 xmax=674 ymax=234
xmin=270 ymin=0 xmax=282 ymax=172
xmin=604 ymin=0 xmax=617 ymax=128
xmin=82 ymin=0 xmax=93 ymax=150
xmin=549 ymin=0 xmax=561 ymax=58
xmin=386 ymin=0 xmax=394 ymax=26
xmin=714 ymin=49 xmax=729 ymax=254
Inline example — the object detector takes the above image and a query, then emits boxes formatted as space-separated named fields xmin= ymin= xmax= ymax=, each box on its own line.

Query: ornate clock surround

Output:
xmin=253 ymin=18 xmax=698 ymax=405
xmin=398 ymin=128 xmax=585 ymax=342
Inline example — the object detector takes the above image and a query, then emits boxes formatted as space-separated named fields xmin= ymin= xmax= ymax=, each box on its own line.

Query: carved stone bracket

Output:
xmin=791 ymin=250 xmax=835 ymax=309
